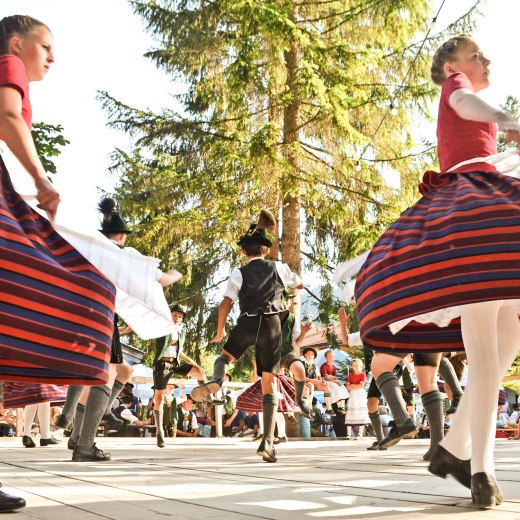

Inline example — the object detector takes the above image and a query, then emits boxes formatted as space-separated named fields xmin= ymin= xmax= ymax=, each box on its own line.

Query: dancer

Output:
xmin=354 ymin=34 xmax=520 ymax=508
xmin=152 ymin=304 xmax=207 ymax=448
xmin=191 ymin=209 xmax=303 ymax=463
xmin=0 ymin=14 xmax=118 ymax=510
xmin=344 ymin=358 xmax=369 ymax=439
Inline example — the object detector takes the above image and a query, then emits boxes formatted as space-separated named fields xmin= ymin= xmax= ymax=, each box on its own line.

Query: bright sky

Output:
xmin=2 ymin=0 xmax=519 ymax=227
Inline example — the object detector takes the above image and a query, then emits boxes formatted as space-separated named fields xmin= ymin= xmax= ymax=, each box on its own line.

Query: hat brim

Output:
xmin=237 ymin=235 xmax=272 ymax=247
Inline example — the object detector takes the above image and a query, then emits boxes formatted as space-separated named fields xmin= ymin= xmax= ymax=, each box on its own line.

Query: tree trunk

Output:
xmin=281 ymin=3 xmax=301 ymax=275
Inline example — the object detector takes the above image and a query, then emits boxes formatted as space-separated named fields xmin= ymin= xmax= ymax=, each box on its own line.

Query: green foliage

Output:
xmin=99 ymin=0 xmax=481 ymax=377
xmin=31 ymin=122 xmax=70 ymax=175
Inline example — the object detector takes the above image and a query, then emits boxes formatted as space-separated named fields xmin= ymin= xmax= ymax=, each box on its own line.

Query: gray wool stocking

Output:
xmin=438 ymin=357 xmax=463 ymax=399
xmin=421 ymin=390 xmax=444 ymax=447
xmin=369 ymin=410 xmax=384 ymax=442
xmin=154 ymin=409 xmax=165 ymax=437
xmin=212 ymin=355 xmax=229 ymax=385
xmin=293 ymin=380 xmax=306 ymax=404
xmin=104 ymin=380 xmax=125 ymax=416
xmin=70 ymin=403 xmax=85 ymax=442
xmin=77 ymin=385 xmax=111 ymax=450
xmin=262 ymin=393 xmax=278 ymax=448
xmin=376 ymin=372 xmax=410 ymax=428
xmin=60 ymin=385 xmax=85 ymax=425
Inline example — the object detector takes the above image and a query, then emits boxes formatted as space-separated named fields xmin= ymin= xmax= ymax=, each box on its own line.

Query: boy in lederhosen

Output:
xmin=191 ymin=210 xmax=304 ymax=462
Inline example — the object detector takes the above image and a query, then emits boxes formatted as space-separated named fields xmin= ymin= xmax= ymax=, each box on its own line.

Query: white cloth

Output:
xmin=346 ymin=331 xmax=362 ymax=347
xmin=162 ymin=327 xmax=180 ymax=358
xmin=223 ymin=258 xmax=302 ymax=302
xmin=120 ymin=407 xmax=139 ymax=424
xmin=448 ymin=89 xmax=517 ymax=128
xmin=323 ymin=380 xmax=349 ymax=403
xmin=344 ymin=387 xmax=369 ymax=425
xmin=0 ymin=145 xmax=175 ymax=340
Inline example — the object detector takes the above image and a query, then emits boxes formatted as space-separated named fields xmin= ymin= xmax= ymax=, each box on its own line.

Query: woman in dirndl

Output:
xmin=355 ymin=34 xmax=520 ymax=509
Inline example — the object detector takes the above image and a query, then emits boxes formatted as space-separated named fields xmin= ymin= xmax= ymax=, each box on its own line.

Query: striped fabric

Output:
xmin=236 ymin=376 xmax=299 ymax=413
xmin=3 ymin=382 xmax=67 ymax=408
xmin=355 ymin=169 xmax=520 ymax=353
xmin=0 ymin=157 xmax=115 ymax=384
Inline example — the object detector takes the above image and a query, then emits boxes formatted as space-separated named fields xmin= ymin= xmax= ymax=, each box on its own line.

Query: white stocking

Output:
xmin=23 ymin=404 xmax=38 ymax=437
xmin=441 ymin=301 xmax=520 ymax=475
xmin=37 ymin=402 xmax=51 ymax=439
xmin=275 ymin=413 xmax=286 ymax=438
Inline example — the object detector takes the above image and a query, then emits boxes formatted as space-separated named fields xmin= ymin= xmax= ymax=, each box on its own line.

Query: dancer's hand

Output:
xmin=211 ymin=329 xmax=226 ymax=343
xmin=34 ymin=176 xmax=60 ymax=221
xmin=301 ymin=321 xmax=313 ymax=334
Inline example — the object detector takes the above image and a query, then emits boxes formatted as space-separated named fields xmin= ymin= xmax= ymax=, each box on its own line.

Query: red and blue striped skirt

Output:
xmin=236 ymin=375 xmax=299 ymax=413
xmin=355 ymin=170 xmax=520 ymax=353
xmin=3 ymin=382 xmax=67 ymax=408
xmin=0 ymin=156 xmax=115 ymax=384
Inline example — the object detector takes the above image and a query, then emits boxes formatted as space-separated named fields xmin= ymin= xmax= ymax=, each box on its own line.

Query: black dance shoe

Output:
xmin=72 ymin=444 xmax=111 ymax=462
xmin=471 ymin=473 xmax=504 ymax=509
xmin=54 ymin=413 xmax=72 ymax=429
xmin=378 ymin=418 xmax=417 ymax=449
xmin=190 ymin=381 xmax=221 ymax=403
xmin=427 ymin=445 xmax=471 ymax=489
xmin=256 ymin=439 xmax=277 ymax=463
xmin=22 ymin=435 xmax=36 ymax=448
xmin=40 ymin=437 xmax=60 ymax=447
xmin=446 ymin=394 xmax=462 ymax=415
xmin=102 ymin=412 xmax=123 ymax=428
xmin=0 ymin=484 xmax=26 ymax=513
xmin=423 ymin=447 xmax=434 ymax=461
xmin=297 ymin=399 xmax=314 ymax=420
xmin=273 ymin=435 xmax=288 ymax=445
xmin=367 ymin=441 xmax=380 ymax=451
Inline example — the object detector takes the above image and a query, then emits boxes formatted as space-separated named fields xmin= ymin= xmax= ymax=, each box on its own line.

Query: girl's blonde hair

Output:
xmin=431 ymin=34 xmax=475 ymax=86
xmin=351 ymin=358 xmax=363 ymax=368
xmin=0 ymin=15 xmax=49 ymax=55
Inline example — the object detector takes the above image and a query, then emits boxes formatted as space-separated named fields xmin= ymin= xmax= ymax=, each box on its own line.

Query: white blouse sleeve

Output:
xmin=222 ymin=269 xmax=243 ymax=302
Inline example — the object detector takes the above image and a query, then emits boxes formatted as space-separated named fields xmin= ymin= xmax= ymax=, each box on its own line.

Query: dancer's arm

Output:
xmin=0 ymin=87 xmax=59 ymax=219
xmin=211 ymin=297 xmax=233 ymax=343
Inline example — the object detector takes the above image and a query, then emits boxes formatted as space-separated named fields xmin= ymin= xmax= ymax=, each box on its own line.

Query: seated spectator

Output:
xmin=116 ymin=394 xmax=152 ymax=436
xmin=237 ymin=411 xmax=260 ymax=438
xmin=162 ymin=383 xmax=186 ymax=437
xmin=310 ymin=397 xmax=332 ymax=437
xmin=230 ymin=409 xmax=248 ymax=436
xmin=176 ymin=396 xmax=199 ymax=437
xmin=508 ymin=403 xmax=520 ymax=426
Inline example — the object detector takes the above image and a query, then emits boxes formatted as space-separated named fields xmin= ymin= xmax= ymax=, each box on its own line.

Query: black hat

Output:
xmin=170 ymin=303 xmax=187 ymax=316
xmin=98 ymin=198 xmax=132 ymax=235
xmin=282 ymin=288 xmax=295 ymax=301
xmin=302 ymin=347 xmax=317 ymax=357
xmin=237 ymin=210 xmax=276 ymax=247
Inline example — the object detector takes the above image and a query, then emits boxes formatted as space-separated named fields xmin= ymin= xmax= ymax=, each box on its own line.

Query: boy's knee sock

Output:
xmin=438 ymin=357 xmax=463 ymax=398
xmin=262 ymin=393 xmax=278 ymax=446
xmin=153 ymin=410 xmax=165 ymax=437
xmin=369 ymin=411 xmax=384 ymax=442
xmin=70 ymin=403 xmax=85 ymax=441
xmin=104 ymin=380 xmax=125 ymax=416
xmin=421 ymin=390 xmax=444 ymax=446
xmin=376 ymin=372 xmax=410 ymax=428
xmin=212 ymin=355 xmax=229 ymax=385
xmin=293 ymin=380 xmax=306 ymax=404
xmin=61 ymin=385 xmax=85 ymax=422
xmin=77 ymin=385 xmax=111 ymax=450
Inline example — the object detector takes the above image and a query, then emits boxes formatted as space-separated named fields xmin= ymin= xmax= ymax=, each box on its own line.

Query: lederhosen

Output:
xmin=224 ymin=259 xmax=287 ymax=375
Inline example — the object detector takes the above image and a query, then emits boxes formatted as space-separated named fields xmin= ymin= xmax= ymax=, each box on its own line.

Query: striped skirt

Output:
xmin=3 ymin=382 xmax=67 ymax=408
xmin=236 ymin=376 xmax=299 ymax=413
xmin=355 ymin=168 xmax=520 ymax=353
xmin=0 ymin=156 xmax=115 ymax=384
